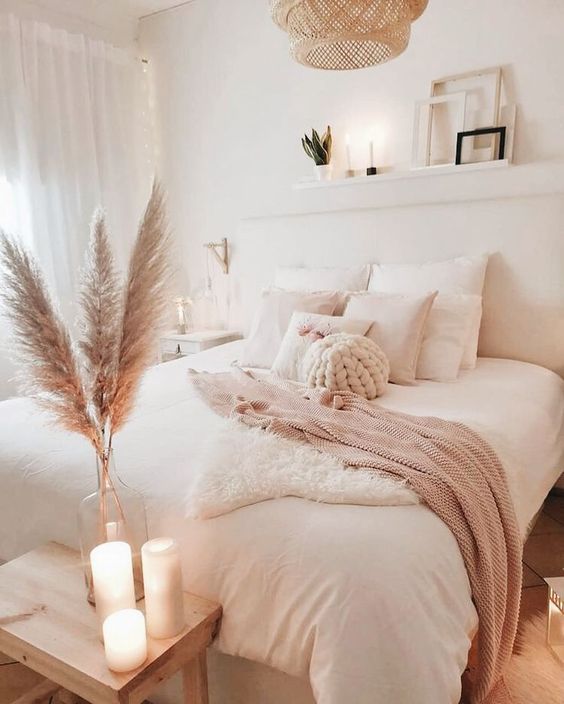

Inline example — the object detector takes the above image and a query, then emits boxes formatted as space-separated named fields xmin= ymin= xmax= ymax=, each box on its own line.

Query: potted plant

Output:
xmin=302 ymin=126 xmax=333 ymax=181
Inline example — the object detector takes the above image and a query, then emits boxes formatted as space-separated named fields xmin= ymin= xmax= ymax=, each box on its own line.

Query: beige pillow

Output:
xmin=239 ymin=289 xmax=341 ymax=368
xmin=271 ymin=313 xmax=372 ymax=381
xmin=344 ymin=292 xmax=437 ymax=385
xmin=368 ymin=254 xmax=488 ymax=369
xmin=416 ymin=294 xmax=482 ymax=382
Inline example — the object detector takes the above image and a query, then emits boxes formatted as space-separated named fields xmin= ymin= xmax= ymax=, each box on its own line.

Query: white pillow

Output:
xmin=272 ymin=313 xmax=372 ymax=382
xmin=460 ymin=300 xmax=483 ymax=369
xmin=416 ymin=294 xmax=482 ymax=382
xmin=368 ymin=254 xmax=488 ymax=368
xmin=344 ymin=291 xmax=437 ymax=385
xmin=275 ymin=265 xmax=370 ymax=293
xmin=239 ymin=289 xmax=340 ymax=368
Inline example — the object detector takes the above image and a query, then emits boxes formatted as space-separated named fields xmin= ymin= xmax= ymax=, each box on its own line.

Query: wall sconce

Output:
xmin=547 ymin=577 xmax=564 ymax=661
xmin=203 ymin=237 xmax=229 ymax=274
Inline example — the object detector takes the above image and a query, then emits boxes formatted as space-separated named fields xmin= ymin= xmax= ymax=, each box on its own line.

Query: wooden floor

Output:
xmin=1 ymin=496 xmax=563 ymax=703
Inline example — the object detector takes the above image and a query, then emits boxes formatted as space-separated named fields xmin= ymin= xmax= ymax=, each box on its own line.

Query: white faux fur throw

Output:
xmin=186 ymin=418 xmax=419 ymax=519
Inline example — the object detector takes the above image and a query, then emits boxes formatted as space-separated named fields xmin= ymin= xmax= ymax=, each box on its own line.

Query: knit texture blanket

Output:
xmin=189 ymin=368 xmax=522 ymax=704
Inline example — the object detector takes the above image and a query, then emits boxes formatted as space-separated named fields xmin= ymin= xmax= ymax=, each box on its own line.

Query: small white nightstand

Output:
xmin=159 ymin=330 xmax=242 ymax=363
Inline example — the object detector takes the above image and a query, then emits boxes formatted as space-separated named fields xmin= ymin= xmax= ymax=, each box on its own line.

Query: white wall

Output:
xmin=139 ymin=0 xmax=564 ymax=296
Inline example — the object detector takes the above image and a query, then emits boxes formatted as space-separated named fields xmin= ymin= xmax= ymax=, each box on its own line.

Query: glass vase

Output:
xmin=78 ymin=449 xmax=147 ymax=604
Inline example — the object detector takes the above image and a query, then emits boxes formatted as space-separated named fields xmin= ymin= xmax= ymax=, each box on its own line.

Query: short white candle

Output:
xmin=90 ymin=541 xmax=136 ymax=628
xmin=103 ymin=609 xmax=147 ymax=673
xmin=141 ymin=537 xmax=185 ymax=639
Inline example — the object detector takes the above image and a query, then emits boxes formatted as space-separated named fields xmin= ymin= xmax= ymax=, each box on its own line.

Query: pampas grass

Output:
xmin=78 ymin=210 xmax=121 ymax=434
xmin=0 ymin=182 xmax=171 ymax=457
xmin=109 ymin=182 xmax=171 ymax=436
xmin=0 ymin=236 xmax=101 ymax=452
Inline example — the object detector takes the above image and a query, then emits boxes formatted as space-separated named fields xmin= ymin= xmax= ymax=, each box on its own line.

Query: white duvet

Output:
xmin=0 ymin=341 xmax=563 ymax=704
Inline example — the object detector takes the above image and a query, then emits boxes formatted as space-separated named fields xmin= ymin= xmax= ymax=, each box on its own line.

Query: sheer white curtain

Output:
xmin=0 ymin=13 xmax=153 ymax=309
xmin=0 ymin=13 xmax=153 ymax=395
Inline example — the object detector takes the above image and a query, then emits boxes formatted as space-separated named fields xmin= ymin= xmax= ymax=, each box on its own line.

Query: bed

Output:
xmin=3 ymin=193 xmax=564 ymax=703
xmin=0 ymin=339 xmax=563 ymax=704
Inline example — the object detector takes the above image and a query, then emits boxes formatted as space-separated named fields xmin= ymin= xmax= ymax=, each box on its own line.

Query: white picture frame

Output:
xmin=431 ymin=67 xmax=502 ymax=160
xmin=412 ymin=92 xmax=467 ymax=169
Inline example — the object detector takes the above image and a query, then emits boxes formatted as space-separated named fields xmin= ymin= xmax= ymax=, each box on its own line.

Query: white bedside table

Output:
xmin=159 ymin=330 xmax=242 ymax=363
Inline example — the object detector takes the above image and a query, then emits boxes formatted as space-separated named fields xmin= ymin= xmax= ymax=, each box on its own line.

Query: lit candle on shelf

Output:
xmin=141 ymin=537 xmax=185 ymax=639
xmin=345 ymin=133 xmax=353 ymax=177
xmin=103 ymin=609 xmax=147 ymax=673
xmin=90 ymin=541 xmax=136 ymax=628
xmin=367 ymin=128 xmax=378 ymax=176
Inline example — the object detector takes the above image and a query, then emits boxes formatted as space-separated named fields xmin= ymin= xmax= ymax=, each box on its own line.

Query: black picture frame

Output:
xmin=455 ymin=126 xmax=506 ymax=165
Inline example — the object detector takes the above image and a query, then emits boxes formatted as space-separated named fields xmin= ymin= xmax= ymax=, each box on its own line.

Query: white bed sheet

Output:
xmin=0 ymin=341 xmax=563 ymax=704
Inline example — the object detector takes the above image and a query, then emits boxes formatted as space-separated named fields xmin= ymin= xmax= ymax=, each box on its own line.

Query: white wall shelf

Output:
xmin=293 ymin=159 xmax=510 ymax=190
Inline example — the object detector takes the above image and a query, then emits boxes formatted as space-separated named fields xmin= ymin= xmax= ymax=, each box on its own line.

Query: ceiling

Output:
xmin=126 ymin=0 xmax=194 ymax=19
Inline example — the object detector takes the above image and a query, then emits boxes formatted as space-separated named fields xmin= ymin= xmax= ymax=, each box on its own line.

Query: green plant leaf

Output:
xmin=301 ymin=137 xmax=315 ymax=161
xmin=323 ymin=126 xmax=332 ymax=162
xmin=311 ymin=129 xmax=328 ymax=165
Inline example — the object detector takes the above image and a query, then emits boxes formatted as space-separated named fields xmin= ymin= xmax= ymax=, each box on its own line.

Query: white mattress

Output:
xmin=0 ymin=342 xmax=563 ymax=704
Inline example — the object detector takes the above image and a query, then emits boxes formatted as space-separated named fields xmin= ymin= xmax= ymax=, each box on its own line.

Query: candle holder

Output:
xmin=345 ymin=169 xmax=355 ymax=178
xmin=366 ymin=166 xmax=378 ymax=176
xmin=78 ymin=450 xmax=148 ymax=605
xmin=173 ymin=297 xmax=193 ymax=335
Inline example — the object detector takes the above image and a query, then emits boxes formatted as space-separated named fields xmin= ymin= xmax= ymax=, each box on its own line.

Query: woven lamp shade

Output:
xmin=272 ymin=0 xmax=428 ymax=71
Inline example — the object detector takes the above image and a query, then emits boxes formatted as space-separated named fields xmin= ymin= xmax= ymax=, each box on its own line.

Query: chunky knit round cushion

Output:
xmin=303 ymin=333 xmax=389 ymax=400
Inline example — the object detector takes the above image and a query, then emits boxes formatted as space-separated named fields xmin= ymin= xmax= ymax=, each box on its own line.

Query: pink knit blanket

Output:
xmin=189 ymin=368 xmax=522 ymax=704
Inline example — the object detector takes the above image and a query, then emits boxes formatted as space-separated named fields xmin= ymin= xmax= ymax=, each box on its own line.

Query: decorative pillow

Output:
xmin=275 ymin=265 xmax=370 ymax=293
xmin=271 ymin=312 xmax=372 ymax=381
xmin=368 ymin=254 xmax=488 ymax=369
xmin=239 ymin=289 xmax=340 ymax=368
xmin=344 ymin=292 xmax=437 ymax=385
xmin=416 ymin=294 xmax=482 ymax=382
xmin=460 ymin=299 xmax=483 ymax=369
xmin=303 ymin=333 xmax=389 ymax=400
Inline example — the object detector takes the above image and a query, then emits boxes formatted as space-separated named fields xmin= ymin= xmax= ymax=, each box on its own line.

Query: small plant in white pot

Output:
xmin=302 ymin=126 xmax=333 ymax=181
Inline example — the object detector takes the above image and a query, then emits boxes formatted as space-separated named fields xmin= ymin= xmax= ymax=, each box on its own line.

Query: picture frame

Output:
xmin=412 ymin=92 xmax=467 ymax=168
xmin=431 ymin=67 xmax=502 ymax=160
xmin=455 ymin=126 xmax=506 ymax=165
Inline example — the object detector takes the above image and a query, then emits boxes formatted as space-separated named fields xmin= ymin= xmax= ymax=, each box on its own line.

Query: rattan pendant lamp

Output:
xmin=271 ymin=0 xmax=428 ymax=70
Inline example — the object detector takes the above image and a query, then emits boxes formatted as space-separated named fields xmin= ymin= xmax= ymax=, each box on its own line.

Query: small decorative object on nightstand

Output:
xmin=546 ymin=577 xmax=564 ymax=661
xmin=159 ymin=330 xmax=242 ymax=363
xmin=0 ymin=543 xmax=222 ymax=704
xmin=173 ymin=297 xmax=193 ymax=334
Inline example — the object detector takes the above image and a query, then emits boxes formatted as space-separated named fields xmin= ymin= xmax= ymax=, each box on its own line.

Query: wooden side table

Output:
xmin=0 ymin=543 xmax=222 ymax=704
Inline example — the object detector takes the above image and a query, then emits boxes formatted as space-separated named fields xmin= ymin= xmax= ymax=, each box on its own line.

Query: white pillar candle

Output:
xmin=141 ymin=537 xmax=185 ymax=639
xmin=103 ymin=609 xmax=147 ymax=673
xmin=345 ymin=133 xmax=352 ymax=171
xmin=90 ymin=541 xmax=136 ymax=628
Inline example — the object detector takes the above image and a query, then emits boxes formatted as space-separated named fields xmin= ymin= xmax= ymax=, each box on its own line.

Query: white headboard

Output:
xmin=225 ymin=193 xmax=564 ymax=376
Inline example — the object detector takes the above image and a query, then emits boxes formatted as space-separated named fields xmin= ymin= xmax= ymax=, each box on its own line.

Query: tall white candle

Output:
xmin=345 ymin=133 xmax=352 ymax=171
xmin=90 ymin=541 xmax=136 ymax=628
xmin=141 ymin=537 xmax=185 ymax=639
xmin=103 ymin=609 xmax=147 ymax=673
xmin=369 ymin=139 xmax=374 ymax=168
